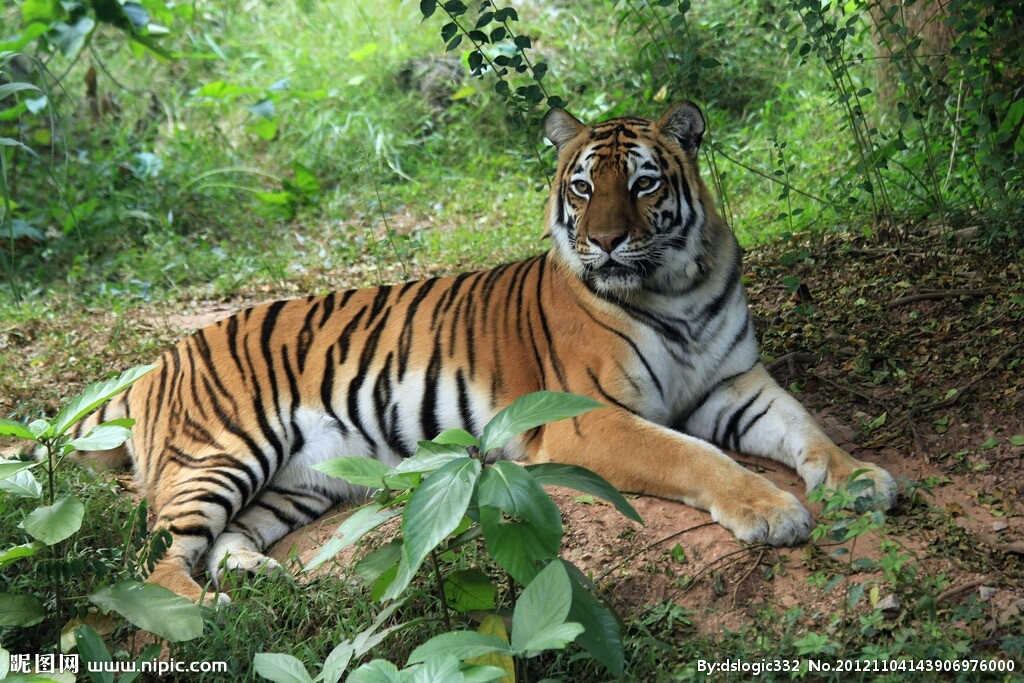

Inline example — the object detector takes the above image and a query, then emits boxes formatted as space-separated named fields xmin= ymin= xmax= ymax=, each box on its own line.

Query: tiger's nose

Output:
xmin=588 ymin=232 xmax=627 ymax=253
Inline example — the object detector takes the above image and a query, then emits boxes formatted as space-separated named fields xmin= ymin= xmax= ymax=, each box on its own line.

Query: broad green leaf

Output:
xmin=0 ymin=592 xmax=45 ymax=627
xmin=312 ymin=457 xmax=391 ymax=487
xmin=52 ymin=16 xmax=96 ymax=58
xmin=0 ymin=418 xmax=36 ymax=441
xmin=252 ymin=653 xmax=313 ymax=683
xmin=526 ymin=463 xmax=643 ymax=523
xmin=68 ymin=424 xmax=133 ymax=452
xmin=0 ymin=542 xmax=44 ymax=568
xmin=355 ymin=539 xmax=403 ymax=586
xmin=515 ymin=622 xmax=585 ymax=657
xmin=0 ymin=466 xmax=42 ymax=498
xmin=23 ymin=496 xmax=85 ymax=545
xmin=75 ymin=624 xmax=113 ymax=683
xmin=431 ymin=428 xmax=480 ymax=448
xmin=479 ymin=391 xmax=601 ymax=455
xmin=292 ymin=162 xmax=320 ymax=197
xmin=479 ymin=461 xmax=562 ymax=526
xmin=305 ymin=503 xmax=400 ymax=571
xmin=0 ymin=23 xmax=49 ymax=52
xmin=384 ymin=457 xmax=481 ymax=601
xmin=511 ymin=561 xmax=579 ymax=655
xmin=563 ymin=562 xmax=625 ymax=676
xmin=21 ymin=0 xmax=62 ymax=25
xmin=0 ymin=460 xmax=38 ymax=481
xmin=443 ymin=569 xmax=496 ymax=613
xmin=407 ymin=631 xmax=512 ymax=665
xmin=477 ymin=462 xmax=562 ymax=584
xmin=52 ymin=364 xmax=155 ymax=437
xmin=393 ymin=441 xmax=468 ymax=475
xmin=479 ymin=508 xmax=558 ymax=585
xmin=89 ymin=582 xmax=203 ymax=642
xmin=320 ymin=642 xmax=355 ymax=683
xmin=346 ymin=660 xmax=403 ymax=683
xmin=29 ymin=419 xmax=51 ymax=438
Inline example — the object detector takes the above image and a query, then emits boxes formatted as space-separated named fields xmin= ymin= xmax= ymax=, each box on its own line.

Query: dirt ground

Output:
xmin=3 ymin=228 xmax=1022 ymax=643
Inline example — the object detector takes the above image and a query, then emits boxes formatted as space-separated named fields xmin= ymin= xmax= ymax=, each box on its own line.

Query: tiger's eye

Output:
xmin=634 ymin=176 xmax=658 ymax=191
xmin=571 ymin=179 xmax=591 ymax=196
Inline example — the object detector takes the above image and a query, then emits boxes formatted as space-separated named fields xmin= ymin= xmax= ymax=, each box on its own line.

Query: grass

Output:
xmin=2 ymin=0 xmax=1022 ymax=679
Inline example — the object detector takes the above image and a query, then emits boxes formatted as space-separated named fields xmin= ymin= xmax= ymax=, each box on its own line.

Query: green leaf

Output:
xmin=75 ymin=623 xmax=113 ymax=683
xmin=355 ymin=539 xmax=403 ymax=586
xmin=305 ymin=503 xmax=400 ymax=571
xmin=0 ymin=466 xmax=42 ymax=498
xmin=52 ymin=16 xmax=96 ymax=58
xmin=444 ymin=569 xmax=496 ymax=613
xmin=479 ymin=392 xmax=601 ymax=455
xmin=23 ymin=496 xmax=85 ymax=545
xmin=390 ymin=441 xmax=468 ymax=483
xmin=291 ymin=162 xmax=320 ymax=197
xmin=0 ymin=542 xmax=44 ymax=569
xmin=346 ymin=660 xmax=403 ymax=683
xmin=252 ymin=653 xmax=313 ymax=683
xmin=90 ymin=582 xmax=203 ymax=642
xmin=526 ymin=463 xmax=642 ymax=523
xmin=0 ymin=460 xmax=38 ymax=481
xmin=312 ymin=457 xmax=391 ymax=487
xmin=408 ymin=631 xmax=512 ymax=665
xmin=384 ymin=457 xmax=481 ymax=601
xmin=432 ymin=428 xmax=480 ymax=448
xmin=0 ymin=592 xmax=45 ymax=627
xmin=511 ymin=561 xmax=583 ymax=656
xmin=68 ymin=424 xmax=133 ymax=452
xmin=0 ymin=418 xmax=37 ymax=441
xmin=21 ymin=0 xmax=62 ymax=24
xmin=52 ymin=364 xmax=155 ymax=437
xmin=1009 ymin=435 xmax=1024 ymax=446
xmin=245 ymin=98 xmax=276 ymax=120
xmin=477 ymin=462 xmax=562 ymax=584
xmin=564 ymin=562 xmax=625 ymax=676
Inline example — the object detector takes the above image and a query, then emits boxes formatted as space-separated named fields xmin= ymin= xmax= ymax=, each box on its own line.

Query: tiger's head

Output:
xmin=544 ymin=102 xmax=715 ymax=298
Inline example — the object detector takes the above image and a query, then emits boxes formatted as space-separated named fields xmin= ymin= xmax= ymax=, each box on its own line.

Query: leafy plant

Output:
xmin=254 ymin=391 xmax=642 ymax=681
xmin=0 ymin=364 xmax=202 ymax=653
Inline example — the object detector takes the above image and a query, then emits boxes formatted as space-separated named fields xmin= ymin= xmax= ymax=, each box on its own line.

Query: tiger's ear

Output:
xmin=543 ymin=108 xmax=587 ymax=152
xmin=657 ymin=101 xmax=705 ymax=157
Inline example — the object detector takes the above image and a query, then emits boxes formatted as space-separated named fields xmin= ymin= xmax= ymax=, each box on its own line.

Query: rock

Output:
xmin=877 ymin=594 xmax=901 ymax=614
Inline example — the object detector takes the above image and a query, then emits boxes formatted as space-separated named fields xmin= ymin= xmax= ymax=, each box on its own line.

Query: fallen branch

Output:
xmin=886 ymin=288 xmax=994 ymax=309
xmin=934 ymin=577 xmax=991 ymax=605
xmin=766 ymin=352 xmax=819 ymax=375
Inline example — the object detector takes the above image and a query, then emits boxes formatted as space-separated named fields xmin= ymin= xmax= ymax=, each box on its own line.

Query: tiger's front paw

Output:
xmin=823 ymin=457 xmax=898 ymax=511
xmin=711 ymin=484 xmax=812 ymax=546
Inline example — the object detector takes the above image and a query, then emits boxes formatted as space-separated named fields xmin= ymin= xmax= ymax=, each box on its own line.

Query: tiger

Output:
xmin=74 ymin=101 xmax=897 ymax=603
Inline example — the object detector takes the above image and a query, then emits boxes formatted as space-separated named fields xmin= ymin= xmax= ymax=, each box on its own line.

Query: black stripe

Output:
xmin=421 ymin=339 xmax=443 ymax=440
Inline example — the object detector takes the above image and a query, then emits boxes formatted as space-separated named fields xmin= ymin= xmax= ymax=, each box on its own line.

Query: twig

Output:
xmin=886 ymin=288 xmax=994 ymax=309
xmin=731 ymin=548 xmax=766 ymax=607
xmin=766 ymin=352 xmax=819 ymax=375
xmin=977 ymin=532 xmax=1024 ymax=556
xmin=934 ymin=577 xmax=990 ymax=605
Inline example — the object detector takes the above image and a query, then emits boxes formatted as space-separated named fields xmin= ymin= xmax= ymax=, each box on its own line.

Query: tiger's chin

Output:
xmin=585 ymin=264 xmax=645 ymax=298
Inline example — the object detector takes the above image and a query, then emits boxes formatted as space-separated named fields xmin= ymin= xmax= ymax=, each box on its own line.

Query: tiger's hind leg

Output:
xmin=206 ymin=459 xmax=357 ymax=588
xmin=142 ymin=450 xmax=268 ymax=604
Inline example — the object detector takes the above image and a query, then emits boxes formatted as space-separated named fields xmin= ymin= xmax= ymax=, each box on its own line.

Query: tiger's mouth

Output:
xmin=584 ymin=260 xmax=646 ymax=293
